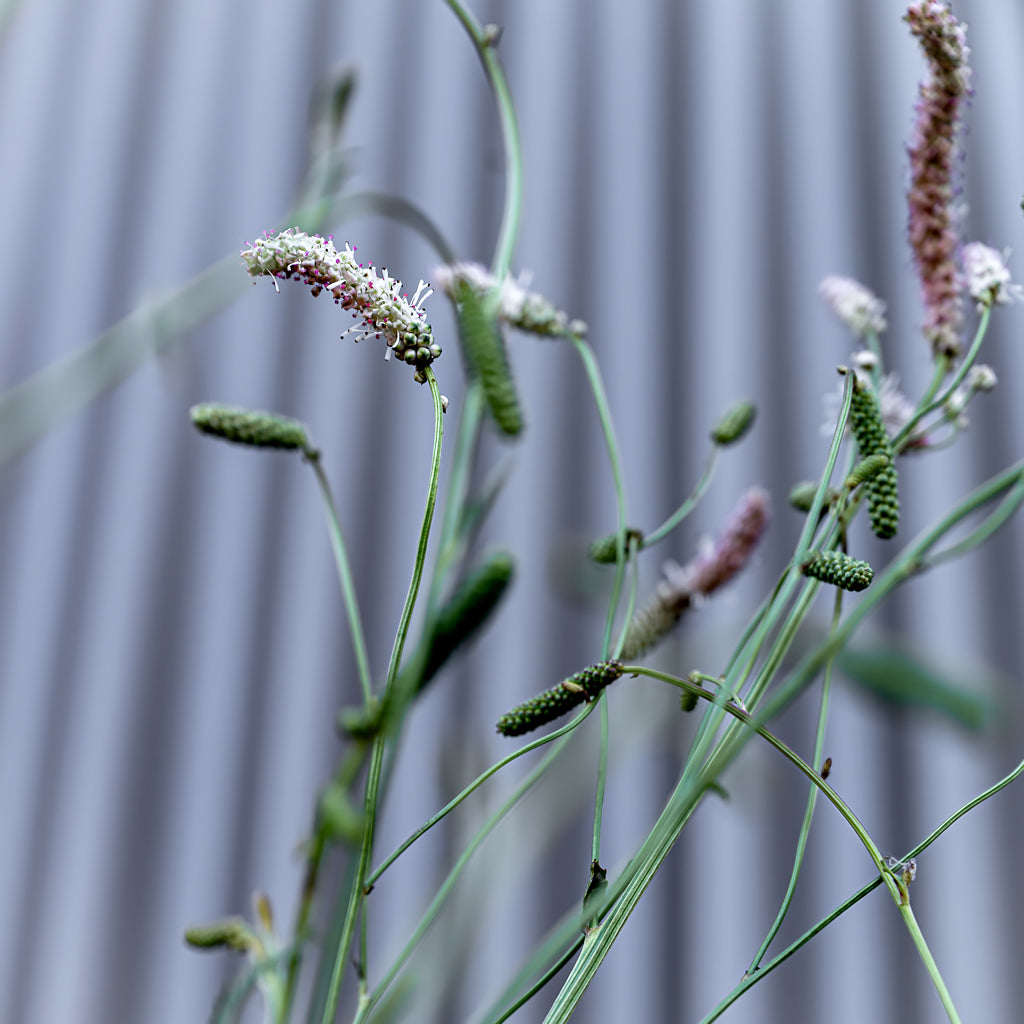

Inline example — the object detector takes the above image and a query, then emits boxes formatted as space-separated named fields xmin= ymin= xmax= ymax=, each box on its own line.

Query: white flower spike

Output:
xmin=241 ymin=228 xmax=440 ymax=379
xmin=819 ymin=276 xmax=888 ymax=336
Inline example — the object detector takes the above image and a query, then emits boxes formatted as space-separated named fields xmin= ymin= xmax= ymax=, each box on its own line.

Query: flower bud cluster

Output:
xmin=241 ymin=228 xmax=440 ymax=378
xmin=434 ymin=261 xmax=587 ymax=338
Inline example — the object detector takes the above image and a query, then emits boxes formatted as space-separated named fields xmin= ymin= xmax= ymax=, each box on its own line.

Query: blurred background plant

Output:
xmin=1 ymin=1 xmax=1023 ymax=1022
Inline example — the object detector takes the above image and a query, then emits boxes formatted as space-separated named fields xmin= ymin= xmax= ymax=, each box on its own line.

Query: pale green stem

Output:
xmin=306 ymin=452 xmax=374 ymax=705
xmin=702 ymin=749 xmax=1024 ymax=1021
xmin=568 ymin=336 xmax=629 ymax=866
xmin=898 ymin=901 xmax=962 ymax=1023
xmin=443 ymin=0 xmax=522 ymax=282
xmin=355 ymin=707 xmax=596 ymax=1022
xmin=320 ymin=372 xmax=444 ymax=1024
xmin=541 ymin=452 xmax=1023 ymax=1024
xmin=748 ymin=586 xmax=842 ymax=973
xmin=642 ymin=445 xmax=719 ymax=548
xmin=894 ymin=306 xmax=990 ymax=453
xmin=367 ymin=707 xmax=592 ymax=888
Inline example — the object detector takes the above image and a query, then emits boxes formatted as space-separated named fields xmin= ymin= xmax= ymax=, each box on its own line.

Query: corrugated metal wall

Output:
xmin=1 ymin=0 xmax=1023 ymax=1021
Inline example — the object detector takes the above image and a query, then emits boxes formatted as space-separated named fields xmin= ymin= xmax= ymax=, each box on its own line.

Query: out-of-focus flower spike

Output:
xmin=962 ymin=243 xmax=1022 ymax=308
xmin=819 ymin=277 xmax=888 ymax=336
xmin=905 ymin=2 xmax=971 ymax=359
xmin=620 ymin=489 xmax=770 ymax=660
xmin=434 ymin=261 xmax=586 ymax=338
xmin=185 ymin=918 xmax=254 ymax=953
xmin=419 ymin=551 xmax=515 ymax=688
xmin=588 ymin=527 xmax=644 ymax=564
xmin=710 ymin=400 xmax=757 ymax=446
xmin=455 ymin=278 xmax=523 ymax=437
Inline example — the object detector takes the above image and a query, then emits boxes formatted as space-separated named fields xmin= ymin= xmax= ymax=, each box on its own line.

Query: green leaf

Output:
xmin=837 ymin=644 xmax=995 ymax=730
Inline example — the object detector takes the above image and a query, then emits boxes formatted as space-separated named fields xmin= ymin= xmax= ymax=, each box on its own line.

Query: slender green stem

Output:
xmin=443 ymin=0 xmax=522 ymax=281
xmin=748 ymin=587 xmax=842 ymax=973
xmin=898 ymin=902 xmax=962 ymax=1022
xmin=863 ymin=327 xmax=885 ymax=390
xmin=367 ymin=706 xmax=593 ymax=888
xmin=423 ymin=381 xmax=485 ymax=623
xmin=568 ymin=336 xmax=629 ymax=657
xmin=355 ymin=707 xmax=595 ymax=1022
xmin=567 ymin=336 xmax=629 ymax=868
xmin=541 ymin=419 xmax=1024 ymax=1024
xmin=306 ymin=453 xmax=374 ymax=705
xmin=278 ymin=456 xmax=374 ymax=1022
xmin=894 ymin=308 xmax=990 ymax=453
xmin=592 ymin=695 xmax=610 ymax=863
xmin=642 ymin=446 xmax=719 ymax=548
xmin=922 ymin=478 xmax=1024 ymax=569
xmin=627 ymin=667 xmax=886 ymax=869
xmin=702 ymin=748 xmax=1024 ymax=1021
xmin=490 ymin=938 xmax=584 ymax=1024
xmin=320 ymin=372 xmax=445 ymax=1024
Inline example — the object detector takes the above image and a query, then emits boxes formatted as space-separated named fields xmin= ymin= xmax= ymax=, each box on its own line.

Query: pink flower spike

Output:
xmin=905 ymin=1 xmax=971 ymax=359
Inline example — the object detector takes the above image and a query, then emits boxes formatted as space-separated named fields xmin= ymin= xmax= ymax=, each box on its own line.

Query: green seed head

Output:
xmin=848 ymin=377 xmax=900 ymax=539
xmin=496 ymin=660 xmax=623 ymax=736
xmin=455 ymin=280 xmax=523 ymax=437
xmin=190 ymin=404 xmax=309 ymax=451
xmin=587 ymin=527 xmax=644 ymax=564
xmin=802 ymin=550 xmax=874 ymax=592
xmin=711 ymin=400 xmax=757 ymax=446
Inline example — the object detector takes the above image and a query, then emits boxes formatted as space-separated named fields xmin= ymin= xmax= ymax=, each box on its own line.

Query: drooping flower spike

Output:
xmin=241 ymin=228 xmax=440 ymax=379
xmin=433 ymin=261 xmax=587 ymax=338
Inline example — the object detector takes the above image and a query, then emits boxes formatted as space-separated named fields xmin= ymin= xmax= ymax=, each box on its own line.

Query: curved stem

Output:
xmin=748 ymin=586 xmax=842 ymax=973
xmin=367 ymin=706 xmax=592 ymax=888
xmin=443 ymin=0 xmax=522 ymax=281
xmin=306 ymin=452 xmax=374 ymax=705
xmin=356 ymin=707 xmax=595 ymax=1022
xmin=642 ymin=445 xmax=718 ymax=548
xmin=894 ymin=307 xmax=990 ymax=453
xmin=320 ymin=372 xmax=445 ymax=1024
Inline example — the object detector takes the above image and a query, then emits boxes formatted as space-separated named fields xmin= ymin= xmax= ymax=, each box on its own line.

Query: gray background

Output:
xmin=1 ymin=0 xmax=1023 ymax=1021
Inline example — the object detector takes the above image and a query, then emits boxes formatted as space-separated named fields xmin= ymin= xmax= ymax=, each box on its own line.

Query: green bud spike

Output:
xmin=801 ymin=550 xmax=874 ymax=592
xmin=455 ymin=280 xmax=523 ymax=437
xmin=788 ymin=481 xmax=836 ymax=513
xmin=336 ymin=697 xmax=383 ymax=740
xmin=189 ymin=404 xmax=310 ymax=451
xmin=184 ymin=918 xmax=253 ymax=953
xmin=848 ymin=376 xmax=899 ymax=538
xmin=680 ymin=689 xmax=699 ymax=712
xmin=496 ymin=660 xmax=623 ymax=736
xmin=317 ymin=780 xmax=366 ymax=844
xmin=419 ymin=551 xmax=515 ymax=688
xmin=587 ymin=527 xmax=643 ymax=564
xmin=845 ymin=452 xmax=892 ymax=489
xmin=711 ymin=400 xmax=756 ymax=446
